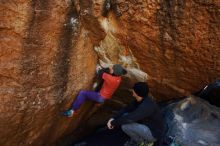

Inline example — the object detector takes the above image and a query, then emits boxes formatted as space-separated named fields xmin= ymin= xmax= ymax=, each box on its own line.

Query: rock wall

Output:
xmin=0 ymin=0 xmax=219 ymax=145
xmin=113 ymin=0 xmax=220 ymax=99
xmin=0 ymin=0 xmax=104 ymax=145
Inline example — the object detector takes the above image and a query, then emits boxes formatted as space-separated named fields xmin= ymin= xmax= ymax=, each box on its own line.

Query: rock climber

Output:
xmin=63 ymin=64 xmax=127 ymax=117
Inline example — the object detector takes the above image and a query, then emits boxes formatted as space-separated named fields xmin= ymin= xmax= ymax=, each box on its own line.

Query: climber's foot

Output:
xmin=63 ymin=109 xmax=74 ymax=117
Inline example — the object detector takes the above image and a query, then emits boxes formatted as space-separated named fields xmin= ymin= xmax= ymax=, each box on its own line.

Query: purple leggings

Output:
xmin=71 ymin=90 xmax=105 ymax=110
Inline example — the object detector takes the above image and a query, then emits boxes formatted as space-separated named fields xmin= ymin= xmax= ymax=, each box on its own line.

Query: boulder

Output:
xmin=195 ymin=78 xmax=220 ymax=107
xmin=163 ymin=96 xmax=220 ymax=145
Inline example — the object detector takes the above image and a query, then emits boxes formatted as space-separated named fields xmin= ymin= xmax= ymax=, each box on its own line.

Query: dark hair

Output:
xmin=133 ymin=82 xmax=149 ymax=97
xmin=122 ymin=69 xmax=127 ymax=75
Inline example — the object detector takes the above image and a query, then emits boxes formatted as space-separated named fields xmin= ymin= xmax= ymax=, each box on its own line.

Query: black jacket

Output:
xmin=111 ymin=97 xmax=165 ymax=141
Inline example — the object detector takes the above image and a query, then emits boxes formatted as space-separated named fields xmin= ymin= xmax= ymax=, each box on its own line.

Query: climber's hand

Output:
xmin=107 ymin=118 xmax=114 ymax=129
xmin=96 ymin=65 xmax=102 ymax=74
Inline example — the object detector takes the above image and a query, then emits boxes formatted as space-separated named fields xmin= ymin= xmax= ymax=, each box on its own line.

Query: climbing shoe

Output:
xmin=63 ymin=109 xmax=74 ymax=117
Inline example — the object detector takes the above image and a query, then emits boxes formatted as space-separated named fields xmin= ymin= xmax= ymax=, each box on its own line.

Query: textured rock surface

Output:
xmin=0 ymin=0 xmax=220 ymax=145
xmin=114 ymin=0 xmax=220 ymax=99
xmin=0 ymin=0 xmax=103 ymax=146
xmin=163 ymin=96 xmax=220 ymax=145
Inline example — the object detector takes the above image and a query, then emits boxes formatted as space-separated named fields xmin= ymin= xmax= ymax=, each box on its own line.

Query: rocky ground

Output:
xmin=73 ymin=96 xmax=220 ymax=146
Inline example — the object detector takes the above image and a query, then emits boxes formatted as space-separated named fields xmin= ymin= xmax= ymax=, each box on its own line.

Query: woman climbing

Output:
xmin=63 ymin=64 xmax=127 ymax=117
